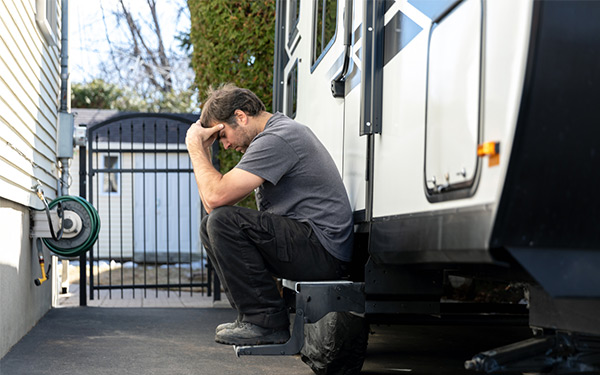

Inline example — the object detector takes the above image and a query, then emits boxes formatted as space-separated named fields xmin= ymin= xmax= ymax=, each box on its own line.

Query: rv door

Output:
xmin=359 ymin=0 xmax=483 ymax=220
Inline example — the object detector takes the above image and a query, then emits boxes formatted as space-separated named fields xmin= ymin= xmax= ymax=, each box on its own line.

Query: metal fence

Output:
xmin=79 ymin=113 xmax=220 ymax=303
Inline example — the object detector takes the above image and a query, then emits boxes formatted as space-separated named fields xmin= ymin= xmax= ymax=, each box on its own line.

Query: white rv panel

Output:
xmin=371 ymin=0 xmax=535 ymax=218
xmin=341 ymin=0 xmax=366 ymax=212
xmin=372 ymin=26 xmax=431 ymax=217
xmin=297 ymin=0 xmax=346 ymax=172
xmin=275 ymin=0 xmax=534 ymax=221
xmin=342 ymin=87 xmax=366 ymax=211
xmin=481 ymin=0 xmax=534 ymax=206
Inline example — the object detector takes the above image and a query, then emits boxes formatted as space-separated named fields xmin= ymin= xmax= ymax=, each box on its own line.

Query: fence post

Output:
xmin=79 ymin=144 xmax=87 ymax=306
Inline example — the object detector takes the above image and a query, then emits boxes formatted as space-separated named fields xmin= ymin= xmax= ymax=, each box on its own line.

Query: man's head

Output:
xmin=200 ymin=83 xmax=266 ymax=129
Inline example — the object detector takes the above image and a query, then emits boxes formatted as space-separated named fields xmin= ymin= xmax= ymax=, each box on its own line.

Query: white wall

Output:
xmin=0 ymin=198 xmax=53 ymax=358
xmin=0 ymin=0 xmax=62 ymax=358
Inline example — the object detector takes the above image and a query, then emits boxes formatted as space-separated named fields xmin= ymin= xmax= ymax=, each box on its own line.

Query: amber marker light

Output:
xmin=477 ymin=141 xmax=500 ymax=167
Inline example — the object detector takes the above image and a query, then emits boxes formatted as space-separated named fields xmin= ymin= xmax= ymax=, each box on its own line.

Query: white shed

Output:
xmin=70 ymin=109 xmax=202 ymax=264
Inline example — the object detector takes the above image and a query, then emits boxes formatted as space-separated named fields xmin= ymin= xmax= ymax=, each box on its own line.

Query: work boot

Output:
xmin=215 ymin=322 xmax=290 ymax=346
xmin=215 ymin=319 xmax=239 ymax=334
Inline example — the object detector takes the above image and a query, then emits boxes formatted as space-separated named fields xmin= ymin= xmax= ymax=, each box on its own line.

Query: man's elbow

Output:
xmin=203 ymin=192 xmax=229 ymax=212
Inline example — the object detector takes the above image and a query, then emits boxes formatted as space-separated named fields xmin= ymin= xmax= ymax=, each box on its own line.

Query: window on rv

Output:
xmin=288 ymin=0 xmax=301 ymax=45
xmin=312 ymin=0 xmax=337 ymax=66
xmin=102 ymin=155 xmax=119 ymax=194
xmin=286 ymin=61 xmax=299 ymax=119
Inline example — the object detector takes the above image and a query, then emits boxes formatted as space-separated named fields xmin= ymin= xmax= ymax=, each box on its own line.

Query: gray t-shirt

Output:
xmin=236 ymin=112 xmax=353 ymax=262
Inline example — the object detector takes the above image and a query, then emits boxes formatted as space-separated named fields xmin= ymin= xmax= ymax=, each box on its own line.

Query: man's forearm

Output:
xmin=189 ymin=147 xmax=223 ymax=213
xmin=186 ymin=123 xmax=264 ymax=212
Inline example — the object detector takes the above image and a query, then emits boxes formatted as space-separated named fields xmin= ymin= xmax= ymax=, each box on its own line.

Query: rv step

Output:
xmin=235 ymin=280 xmax=365 ymax=356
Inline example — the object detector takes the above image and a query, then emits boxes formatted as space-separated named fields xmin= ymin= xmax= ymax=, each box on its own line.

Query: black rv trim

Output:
xmin=273 ymin=0 xmax=289 ymax=113
xmin=368 ymin=203 xmax=500 ymax=266
xmin=287 ymin=0 xmax=301 ymax=49
xmin=360 ymin=0 xmax=385 ymax=222
xmin=285 ymin=60 xmax=299 ymax=119
xmin=359 ymin=0 xmax=384 ymax=136
xmin=491 ymin=0 xmax=600 ymax=251
xmin=331 ymin=0 xmax=353 ymax=98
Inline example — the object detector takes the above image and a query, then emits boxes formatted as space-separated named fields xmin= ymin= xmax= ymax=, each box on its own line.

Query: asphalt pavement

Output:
xmin=0 ymin=307 xmax=312 ymax=375
xmin=1 ymin=307 xmax=533 ymax=375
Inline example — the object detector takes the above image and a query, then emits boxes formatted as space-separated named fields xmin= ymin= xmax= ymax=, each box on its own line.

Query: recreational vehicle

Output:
xmin=238 ymin=1 xmax=600 ymax=373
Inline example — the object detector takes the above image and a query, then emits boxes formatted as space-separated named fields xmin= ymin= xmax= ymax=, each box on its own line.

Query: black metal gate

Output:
xmin=79 ymin=113 xmax=220 ymax=303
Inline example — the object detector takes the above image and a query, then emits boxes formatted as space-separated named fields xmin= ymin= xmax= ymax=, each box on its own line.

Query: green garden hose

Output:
xmin=42 ymin=196 xmax=101 ymax=258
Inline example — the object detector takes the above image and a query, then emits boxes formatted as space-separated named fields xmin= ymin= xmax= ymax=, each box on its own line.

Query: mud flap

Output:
xmin=301 ymin=311 xmax=370 ymax=375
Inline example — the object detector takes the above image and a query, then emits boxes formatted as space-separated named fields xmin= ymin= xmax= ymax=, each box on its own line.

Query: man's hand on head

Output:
xmin=185 ymin=121 xmax=224 ymax=156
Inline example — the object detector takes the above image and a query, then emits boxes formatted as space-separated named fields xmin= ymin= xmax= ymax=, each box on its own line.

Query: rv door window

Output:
xmin=288 ymin=0 xmax=301 ymax=47
xmin=424 ymin=0 xmax=481 ymax=201
xmin=286 ymin=61 xmax=299 ymax=119
xmin=312 ymin=0 xmax=337 ymax=68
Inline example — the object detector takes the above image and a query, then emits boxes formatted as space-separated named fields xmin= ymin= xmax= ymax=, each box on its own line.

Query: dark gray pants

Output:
xmin=200 ymin=206 xmax=346 ymax=329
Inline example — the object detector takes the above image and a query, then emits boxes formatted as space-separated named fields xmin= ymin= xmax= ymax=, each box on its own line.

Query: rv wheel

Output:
xmin=300 ymin=311 xmax=369 ymax=375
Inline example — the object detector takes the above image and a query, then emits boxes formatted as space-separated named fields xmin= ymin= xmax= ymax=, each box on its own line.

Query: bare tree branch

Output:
xmin=147 ymin=0 xmax=173 ymax=90
xmin=91 ymin=0 xmax=193 ymax=112
xmin=101 ymin=1 xmax=125 ymax=83
xmin=112 ymin=0 xmax=173 ymax=92
xmin=118 ymin=0 xmax=160 ymax=90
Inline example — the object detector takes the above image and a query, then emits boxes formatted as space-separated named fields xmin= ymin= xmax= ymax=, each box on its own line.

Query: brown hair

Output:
xmin=199 ymin=83 xmax=266 ymax=128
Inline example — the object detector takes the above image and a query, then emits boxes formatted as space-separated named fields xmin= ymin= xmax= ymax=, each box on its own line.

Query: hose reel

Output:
xmin=31 ymin=186 xmax=100 ymax=287
xmin=42 ymin=196 xmax=100 ymax=258
xmin=31 ymin=186 xmax=100 ymax=259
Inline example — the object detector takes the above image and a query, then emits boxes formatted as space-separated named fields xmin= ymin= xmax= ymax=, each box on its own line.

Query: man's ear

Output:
xmin=234 ymin=109 xmax=248 ymax=126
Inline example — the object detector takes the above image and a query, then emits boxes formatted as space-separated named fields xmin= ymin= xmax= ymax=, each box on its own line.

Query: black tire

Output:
xmin=300 ymin=312 xmax=369 ymax=375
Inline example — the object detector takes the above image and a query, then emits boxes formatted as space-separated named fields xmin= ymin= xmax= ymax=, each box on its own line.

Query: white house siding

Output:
xmin=0 ymin=0 xmax=61 ymax=358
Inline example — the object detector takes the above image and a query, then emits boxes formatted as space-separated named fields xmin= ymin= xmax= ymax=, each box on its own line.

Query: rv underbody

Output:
xmin=240 ymin=0 xmax=600 ymax=373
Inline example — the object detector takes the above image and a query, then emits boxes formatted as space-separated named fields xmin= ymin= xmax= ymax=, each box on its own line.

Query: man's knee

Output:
xmin=200 ymin=214 xmax=210 ymax=246
xmin=204 ymin=206 xmax=238 ymax=239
